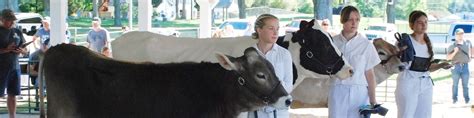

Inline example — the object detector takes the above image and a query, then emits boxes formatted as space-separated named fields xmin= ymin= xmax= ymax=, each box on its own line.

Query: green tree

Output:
xmin=395 ymin=0 xmax=426 ymax=20
xmin=238 ymin=0 xmax=247 ymax=19
xmin=270 ymin=0 xmax=287 ymax=9
xmin=252 ymin=0 xmax=269 ymax=7
xmin=297 ymin=1 xmax=313 ymax=14
xmin=113 ymin=0 xmax=122 ymax=26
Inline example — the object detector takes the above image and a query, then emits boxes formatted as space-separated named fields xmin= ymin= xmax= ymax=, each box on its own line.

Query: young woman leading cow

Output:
xmin=328 ymin=5 xmax=380 ymax=118
xmin=246 ymin=14 xmax=293 ymax=118
xmin=395 ymin=10 xmax=451 ymax=118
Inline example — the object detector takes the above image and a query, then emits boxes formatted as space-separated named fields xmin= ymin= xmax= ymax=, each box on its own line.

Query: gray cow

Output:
xmin=42 ymin=44 xmax=291 ymax=118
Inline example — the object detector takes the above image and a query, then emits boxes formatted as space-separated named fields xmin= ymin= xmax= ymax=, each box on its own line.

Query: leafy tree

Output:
xmin=152 ymin=0 xmax=162 ymax=7
xmin=395 ymin=0 xmax=426 ymax=20
xmin=270 ymin=0 xmax=287 ymax=9
xmin=114 ymin=0 xmax=122 ymax=26
xmin=238 ymin=0 xmax=247 ymax=19
xmin=252 ymin=0 xmax=269 ymax=7
xmin=297 ymin=1 xmax=313 ymax=14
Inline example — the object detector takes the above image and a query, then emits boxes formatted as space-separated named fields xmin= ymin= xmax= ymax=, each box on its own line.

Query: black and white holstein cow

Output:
xmin=42 ymin=44 xmax=291 ymax=118
xmin=111 ymin=20 xmax=354 ymax=108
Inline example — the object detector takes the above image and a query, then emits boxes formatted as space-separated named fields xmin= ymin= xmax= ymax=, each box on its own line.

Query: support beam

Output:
xmin=41 ymin=1 xmax=67 ymax=117
xmin=128 ymin=0 xmax=133 ymax=29
xmin=138 ymin=0 xmax=152 ymax=31
xmin=50 ymin=0 xmax=67 ymax=46
xmin=196 ymin=0 xmax=218 ymax=38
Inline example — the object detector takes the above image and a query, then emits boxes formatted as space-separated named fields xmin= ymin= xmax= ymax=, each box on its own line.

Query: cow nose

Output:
xmin=398 ymin=65 xmax=405 ymax=71
xmin=285 ymin=99 xmax=292 ymax=107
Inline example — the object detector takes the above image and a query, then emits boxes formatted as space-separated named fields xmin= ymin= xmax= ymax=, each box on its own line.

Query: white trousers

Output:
xmin=328 ymin=84 xmax=369 ymax=118
xmin=395 ymin=76 xmax=433 ymax=118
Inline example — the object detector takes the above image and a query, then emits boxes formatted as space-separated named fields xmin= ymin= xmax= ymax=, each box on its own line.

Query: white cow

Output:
xmin=111 ymin=20 xmax=356 ymax=108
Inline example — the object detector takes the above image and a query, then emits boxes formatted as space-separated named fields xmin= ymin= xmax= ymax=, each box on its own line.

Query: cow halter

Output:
xmin=305 ymin=49 xmax=344 ymax=75
xmin=233 ymin=71 xmax=282 ymax=105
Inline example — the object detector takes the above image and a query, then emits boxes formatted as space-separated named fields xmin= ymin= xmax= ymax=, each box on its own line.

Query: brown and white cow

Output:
xmin=42 ymin=44 xmax=291 ymax=118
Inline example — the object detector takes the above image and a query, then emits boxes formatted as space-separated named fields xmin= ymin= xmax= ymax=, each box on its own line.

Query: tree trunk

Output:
xmin=43 ymin=0 xmax=50 ymax=16
xmin=93 ymin=0 xmax=99 ymax=17
xmin=238 ymin=0 xmax=246 ymax=19
xmin=182 ymin=0 xmax=186 ymax=19
xmin=114 ymin=0 xmax=122 ymax=26
xmin=313 ymin=0 xmax=333 ymax=24
xmin=176 ymin=0 xmax=179 ymax=20
xmin=386 ymin=0 xmax=396 ymax=23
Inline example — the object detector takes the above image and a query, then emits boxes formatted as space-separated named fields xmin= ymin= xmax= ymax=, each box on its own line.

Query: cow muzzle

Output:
xmin=272 ymin=95 xmax=292 ymax=109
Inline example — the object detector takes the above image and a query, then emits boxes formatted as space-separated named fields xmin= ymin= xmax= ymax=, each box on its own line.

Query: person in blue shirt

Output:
xmin=0 ymin=9 xmax=27 ymax=118
xmin=32 ymin=17 xmax=51 ymax=49
xmin=87 ymin=17 xmax=110 ymax=53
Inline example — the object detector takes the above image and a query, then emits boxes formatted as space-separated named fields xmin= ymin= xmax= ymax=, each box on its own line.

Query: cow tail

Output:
xmin=39 ymin=58 xmax=46 ymax=118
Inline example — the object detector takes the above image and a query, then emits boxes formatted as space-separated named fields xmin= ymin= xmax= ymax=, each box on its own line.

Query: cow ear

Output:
xmin=216 ymin=52 xmax=237 ymax=70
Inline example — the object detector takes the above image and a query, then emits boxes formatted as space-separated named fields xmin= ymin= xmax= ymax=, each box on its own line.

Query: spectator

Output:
xmin=32 ymin=17 xmax=51 ymax=49
xmin=28 ymin=38 xmax=49 ymax=111
xmin=101 ymin=46 xmax=112 ymax=58
xmin=328 ymin=5 xmax=380 ymax=118
xmin=247 ymin=14 xmax=293 ymax=118
xmin=0 ymin=8 xmax=28 ymax=118
xmin=395 ymin=10 xmax=451 ymax=118
xmin=121 ymin=26 xmax=130 ymax=34
xmin=87 ymin=17 xmax=110 ymax=53
xmin=319 ymin=19 xmax=336 ymax=36
xmin=447 ymin=28 xmax=471 ymax=104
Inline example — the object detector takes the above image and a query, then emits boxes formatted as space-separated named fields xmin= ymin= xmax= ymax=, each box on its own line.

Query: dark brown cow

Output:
xmin=42 ymin=44 xmax=291 ymax=118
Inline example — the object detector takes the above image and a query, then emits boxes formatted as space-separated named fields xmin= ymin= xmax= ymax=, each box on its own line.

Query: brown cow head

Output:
xmin=373 ymin=38 xmax=404 ymax=84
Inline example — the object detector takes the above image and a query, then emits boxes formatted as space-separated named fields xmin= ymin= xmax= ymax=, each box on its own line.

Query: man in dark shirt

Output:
xmin=0 ymin=9 xmax=27 ymax=118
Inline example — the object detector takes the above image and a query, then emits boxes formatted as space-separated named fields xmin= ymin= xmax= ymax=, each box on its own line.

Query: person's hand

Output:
xmin=1 ymin=43 xmax=16 ymax=53
xmin=453 ymin=47 xmax=459 ymax=53
xmin=370 ymin=100 xmax=377 ymax=107
xmin=12 ymin=47 xmax=26 ymax=54
xmin=440 ymin=62 xmax=452 ymax=69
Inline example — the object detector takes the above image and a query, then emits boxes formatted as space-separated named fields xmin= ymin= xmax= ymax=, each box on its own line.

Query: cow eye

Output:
xmin=257 ymin=73 xmax=266 ymax=79
xmin=378 ymin=52 xmax=386 ymax=55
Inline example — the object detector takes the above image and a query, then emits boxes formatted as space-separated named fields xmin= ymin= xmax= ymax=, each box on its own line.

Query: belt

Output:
xmin=454 ymin=63 xmax=468 ymax=65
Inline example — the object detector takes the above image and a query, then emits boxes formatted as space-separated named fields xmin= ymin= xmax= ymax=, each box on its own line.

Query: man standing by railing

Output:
xmin=87 ymin=17 xmax=110 ymax=53
xmin=0 ymin=9 xmax=27 ymax=118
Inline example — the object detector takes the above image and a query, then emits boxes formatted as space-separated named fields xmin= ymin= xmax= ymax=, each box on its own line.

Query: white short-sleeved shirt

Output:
xmin=332 ymin=33 xmax=380 ymax=86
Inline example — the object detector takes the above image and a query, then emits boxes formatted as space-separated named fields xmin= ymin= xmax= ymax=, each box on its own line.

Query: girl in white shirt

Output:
xmin=395 ymin=10 xmax=451 ymax=118
xmin=247 ymin=14 xmax=293 ymax=118
xmin=328 ymin=5 xmax=380 ymax=118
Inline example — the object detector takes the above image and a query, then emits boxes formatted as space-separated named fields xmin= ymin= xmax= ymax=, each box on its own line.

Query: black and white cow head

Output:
xmin=281 ymin=19 xmax=353 ymax=80
xmin=217 ymin=47 xmax=291 ymax=110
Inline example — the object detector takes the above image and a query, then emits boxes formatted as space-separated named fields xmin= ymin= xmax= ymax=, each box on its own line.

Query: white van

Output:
xmin=15 ymin=13 xmax=43 ymax=35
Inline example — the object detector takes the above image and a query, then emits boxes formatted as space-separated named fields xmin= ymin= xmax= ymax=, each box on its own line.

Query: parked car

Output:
xmin=429 ymin=22 xmax=474 ymax=59
xmin=364 ymin=23 xmax=398 ymax=44
xmin=15 ymin=13 xmax=43 ymax=36
xmin=284 ymin=19 xmax=305 ymax=34
xmin=216 ymin=19 xmax=254 ymax=37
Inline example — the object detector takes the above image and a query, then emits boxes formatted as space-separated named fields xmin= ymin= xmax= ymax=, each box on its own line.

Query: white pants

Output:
xmin=328 ymin=84 xmax=369 ymax=118
xmin=395 ymin=76 xmax=433 ymax=118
